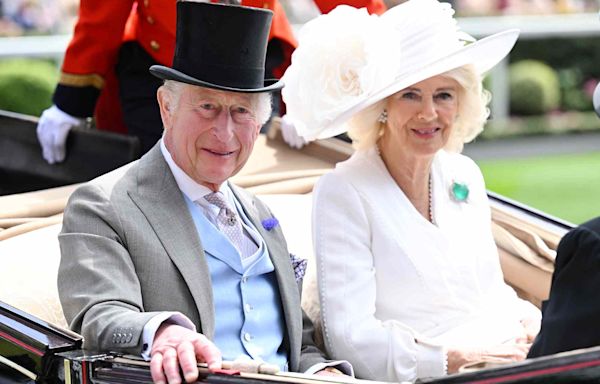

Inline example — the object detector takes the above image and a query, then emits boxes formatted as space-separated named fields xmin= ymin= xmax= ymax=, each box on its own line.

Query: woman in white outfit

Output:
xmin=281 ymin=0 xmax=541 ymax=382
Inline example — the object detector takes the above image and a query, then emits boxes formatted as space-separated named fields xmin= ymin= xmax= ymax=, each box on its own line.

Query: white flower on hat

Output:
xmin=282 ymin=6 xmax=401 ymax=141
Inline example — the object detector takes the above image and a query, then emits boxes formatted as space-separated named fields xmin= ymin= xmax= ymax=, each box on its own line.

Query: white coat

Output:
xmin=313 ymin=147 xmax=540 ymax=382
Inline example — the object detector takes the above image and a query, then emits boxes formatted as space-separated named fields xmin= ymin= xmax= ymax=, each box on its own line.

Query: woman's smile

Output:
xmin=411 ymin=126 xmax=441 ymax=138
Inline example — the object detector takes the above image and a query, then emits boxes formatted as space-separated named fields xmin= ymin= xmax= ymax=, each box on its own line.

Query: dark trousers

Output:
xmin=528 ymin=216 xmax=600 ymax=358
xmin=116 ymin=41 xmax=163 ymax=155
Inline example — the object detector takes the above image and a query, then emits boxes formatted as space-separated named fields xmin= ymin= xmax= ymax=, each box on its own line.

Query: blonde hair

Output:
xmin=161 ymin=80 xmax=272 ymax=125
xmin=347 ymin=65 xmax=491 ymax=153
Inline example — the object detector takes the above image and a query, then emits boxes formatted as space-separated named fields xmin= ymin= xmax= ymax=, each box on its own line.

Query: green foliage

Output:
xmin=558 ymin=68 xmax=593 ymax=111
xmin=478 ymin=151 xmax=600 ymax=225
xmin=0 ymin=59 xmax=58 ymax=116
xmin=510 ymin=37 xmax=599 ymax=113
xmin=509 ymin=60 xmax=560 ymax=116
xmin=511 ymin=37 xmax=600 ymax=80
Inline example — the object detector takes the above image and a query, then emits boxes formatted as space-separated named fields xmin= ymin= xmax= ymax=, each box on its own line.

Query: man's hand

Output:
xmin=150 ymin=323 xmax=222 ymax=384
xmin=447 ymin=343 xmax=530 ymax=374
xmin=280 ymin=114 xmax=307 ymax=149
xmin=36 ymin=105 xmax=85 ymax=164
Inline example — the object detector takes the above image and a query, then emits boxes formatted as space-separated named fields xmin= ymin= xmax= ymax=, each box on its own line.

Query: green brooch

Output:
xmin=450 ymin=181 xmax=469 ymax=202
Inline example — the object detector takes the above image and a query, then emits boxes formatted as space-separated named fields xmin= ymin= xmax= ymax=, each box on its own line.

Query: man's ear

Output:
xmin=252 ymin=122 xmax=262 ymax=140
xmin=157 ymin=87 xmax=172 ymax=130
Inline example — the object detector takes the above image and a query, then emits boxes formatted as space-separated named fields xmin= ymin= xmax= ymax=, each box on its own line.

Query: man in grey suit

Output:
xmin=57 ymin=2 xmax=346 ymax=383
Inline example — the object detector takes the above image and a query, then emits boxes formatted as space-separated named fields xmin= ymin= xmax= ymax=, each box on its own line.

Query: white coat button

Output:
xmin=244 ymin=332 xmax=252 ymax=342
xmin=244 ymin=303 xmax=252 ymax=313
xmin=241 ymin=276 xmax=248 ymax=283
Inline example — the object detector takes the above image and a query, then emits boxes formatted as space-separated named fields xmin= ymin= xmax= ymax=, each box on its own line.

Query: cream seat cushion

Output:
xmin=0 ymin=223 xmax=67 ymax=328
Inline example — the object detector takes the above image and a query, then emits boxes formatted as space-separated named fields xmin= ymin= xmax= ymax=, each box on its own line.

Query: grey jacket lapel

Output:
xmin=230 ymin=183 xmax=302 ymax=368
xmin=128 ymin=146 xmax=215 ymax=338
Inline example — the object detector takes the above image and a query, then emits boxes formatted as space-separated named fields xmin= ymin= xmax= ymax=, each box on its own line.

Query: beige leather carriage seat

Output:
xmin=0 ymin=223 xmax=66 ymax=327
xmin=0 ymin=130 xmax=562 ymax=337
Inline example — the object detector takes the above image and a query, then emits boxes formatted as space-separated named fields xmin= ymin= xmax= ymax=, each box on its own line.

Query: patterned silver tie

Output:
xmin=204 ymin=192 xmax=245 ymax=254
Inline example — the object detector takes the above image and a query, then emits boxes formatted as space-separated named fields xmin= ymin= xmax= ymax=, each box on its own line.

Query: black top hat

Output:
xmin=150 ymin=1 xmax=283 ymax=93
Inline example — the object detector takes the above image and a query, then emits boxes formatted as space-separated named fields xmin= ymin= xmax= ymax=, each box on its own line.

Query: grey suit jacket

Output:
xmin=58 ymin=144 xmax=326 ymax=372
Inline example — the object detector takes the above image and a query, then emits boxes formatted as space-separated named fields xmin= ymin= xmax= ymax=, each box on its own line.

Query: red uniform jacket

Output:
xmin=56 ymin=0 xmax=386 ymax=133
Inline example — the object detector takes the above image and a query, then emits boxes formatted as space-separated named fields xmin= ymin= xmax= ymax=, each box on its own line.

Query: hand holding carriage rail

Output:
xmin=36 ymin=105 xmax=84 ymax=164
xmin=149 ymin=322 xmax=348 ymax=383
xmin=150 ymin=323 xmax=222 ymax=383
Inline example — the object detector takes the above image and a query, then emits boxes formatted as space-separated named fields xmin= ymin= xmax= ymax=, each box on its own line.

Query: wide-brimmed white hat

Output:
xmin=282 ymin=0 xmax=519 ymax=141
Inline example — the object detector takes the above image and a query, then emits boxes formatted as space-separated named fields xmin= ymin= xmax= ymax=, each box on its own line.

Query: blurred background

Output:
xmin=0 ymin=0 xmax=599 ymax=224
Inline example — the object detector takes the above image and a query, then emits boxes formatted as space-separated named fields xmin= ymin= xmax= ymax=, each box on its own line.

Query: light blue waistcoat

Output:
xmin=184 ymin=197 xmax=287 ymax=370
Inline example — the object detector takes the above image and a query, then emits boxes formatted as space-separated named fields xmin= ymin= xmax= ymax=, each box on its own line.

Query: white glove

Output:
xmin=281 ymin=114 xmax=308 ymax=149
xmin=37 ymin=105 xmax=85 ymax=164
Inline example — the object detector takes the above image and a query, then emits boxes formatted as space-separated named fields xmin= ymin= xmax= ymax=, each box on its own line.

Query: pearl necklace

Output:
xmin=429 ymin=174 xmax=435 ymax=225
xmin=375 ymin=145 xmax=435 ymax=225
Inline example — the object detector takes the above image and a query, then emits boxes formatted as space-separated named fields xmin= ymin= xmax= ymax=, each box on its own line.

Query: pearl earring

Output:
xmin=377 ymin=110 xmax=388 ymax=124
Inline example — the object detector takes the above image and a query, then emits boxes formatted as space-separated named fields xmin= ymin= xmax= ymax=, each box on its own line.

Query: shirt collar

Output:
xmin=160 ymin=139 xmax=231 ymax=203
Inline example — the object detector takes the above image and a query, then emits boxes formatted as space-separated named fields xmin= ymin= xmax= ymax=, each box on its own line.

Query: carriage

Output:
xmin=1 ymin=110 xmax=598 ymax=383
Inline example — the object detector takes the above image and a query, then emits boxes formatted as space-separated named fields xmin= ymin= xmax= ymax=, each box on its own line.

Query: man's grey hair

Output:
xmin=161 ymin=80 xmax=272 ymax=126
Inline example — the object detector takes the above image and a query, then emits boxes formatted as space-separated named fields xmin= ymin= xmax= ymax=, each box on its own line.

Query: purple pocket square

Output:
xmin=289 ymin=253 xmax=307 ymax=282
